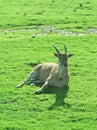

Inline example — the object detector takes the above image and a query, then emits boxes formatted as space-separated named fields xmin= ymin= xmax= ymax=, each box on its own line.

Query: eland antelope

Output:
xmin=16 ymin=44 xmax=73 ymax=94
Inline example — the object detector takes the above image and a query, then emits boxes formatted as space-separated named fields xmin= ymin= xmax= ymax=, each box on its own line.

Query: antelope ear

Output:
xmin=68 ymin=54 xmax=74 ymax=57
xmin=54 ymin=53 xmax=60 ymax=58
xmin=54 ymin=53 xmax=59 ymax=57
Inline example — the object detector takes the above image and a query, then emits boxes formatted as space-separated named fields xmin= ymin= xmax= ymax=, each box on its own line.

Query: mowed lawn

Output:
xmin=0 ymin=0 xmax=97 ymax=130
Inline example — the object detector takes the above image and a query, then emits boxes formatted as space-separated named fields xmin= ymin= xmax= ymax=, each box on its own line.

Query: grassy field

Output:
xmin=0 ymin=0 xmax=97 ymax=130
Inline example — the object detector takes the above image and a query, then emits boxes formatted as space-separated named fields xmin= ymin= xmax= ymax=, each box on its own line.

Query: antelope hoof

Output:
xmin=34 ymin=90 xmax=42 ymax=94
xmin=30 ymin=83 xmax=35 ymax=86
xmin=16 ymin=85 xmax=22 ymax=88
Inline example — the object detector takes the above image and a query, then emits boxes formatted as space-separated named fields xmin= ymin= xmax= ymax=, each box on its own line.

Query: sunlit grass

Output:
xmin=0 ymin=0 xmax=97 ymax=129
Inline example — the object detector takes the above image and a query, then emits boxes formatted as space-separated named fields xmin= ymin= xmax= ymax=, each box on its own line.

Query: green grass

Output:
xmin=0 ymin=0 xmax=97 ymax=30
xmin=0 ymin=0 xmax=97 ymax=130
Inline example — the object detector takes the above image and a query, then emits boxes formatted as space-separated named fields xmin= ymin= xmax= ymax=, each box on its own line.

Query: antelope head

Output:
xmin=53 ymin=44 xmax=73 ymax=79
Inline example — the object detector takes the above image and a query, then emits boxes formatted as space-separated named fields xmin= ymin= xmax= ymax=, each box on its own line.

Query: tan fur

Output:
xmin=35 ymin=62 xmax=69 ymax=87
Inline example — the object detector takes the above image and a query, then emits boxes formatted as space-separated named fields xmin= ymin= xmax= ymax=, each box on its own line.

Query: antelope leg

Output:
xmin=16 ymin=70 xmax=38 ymax=88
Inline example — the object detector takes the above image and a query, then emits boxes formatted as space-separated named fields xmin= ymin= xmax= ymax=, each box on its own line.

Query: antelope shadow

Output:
xmin=42 ymin=85 xmax=70 ymax=110
xmin=27 ymin=80 xmax=70 ymax=110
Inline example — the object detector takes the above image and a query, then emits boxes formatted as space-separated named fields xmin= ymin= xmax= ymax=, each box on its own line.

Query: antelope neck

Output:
xmin=58 ymin=62 xmax=67 ymax=80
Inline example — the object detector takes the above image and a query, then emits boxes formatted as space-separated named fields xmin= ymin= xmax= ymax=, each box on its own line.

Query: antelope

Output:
xmin=16 ymin=44 xmax=73 ymax=94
